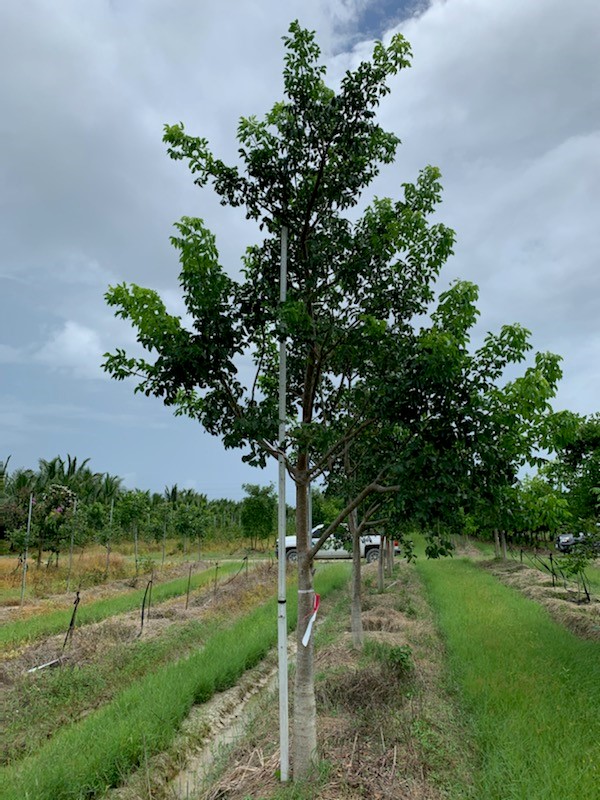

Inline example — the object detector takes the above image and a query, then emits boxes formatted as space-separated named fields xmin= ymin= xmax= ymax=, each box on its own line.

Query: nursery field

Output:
xmin=0 ymin=545 xmax=598 ymax=800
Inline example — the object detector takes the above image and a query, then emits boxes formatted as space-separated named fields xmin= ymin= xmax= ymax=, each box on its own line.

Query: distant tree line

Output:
xmin=0 ymin=455 xmax=290 ymax=567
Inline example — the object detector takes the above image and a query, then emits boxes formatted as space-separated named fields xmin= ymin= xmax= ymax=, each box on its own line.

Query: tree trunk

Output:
xmin=387 ymin=537 xmax=394 ymax=575
xmin=378 ymin=535 xmax=385 ymax=593
xmin=500 ymin=529 xmax=507 ymax=560
xmin=349 ymin=509 xmax=363 ymax=650
xmin=493 ymin=528 xmax=500 ymax=558
xmin=293 ymin=467 xmax=318 ymax=779
xmin=105 ymin=540 xmax=111 ymax=576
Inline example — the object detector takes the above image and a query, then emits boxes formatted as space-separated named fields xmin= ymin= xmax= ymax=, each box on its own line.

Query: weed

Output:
xmin=364 ymin=639 xmax=413 ymax=676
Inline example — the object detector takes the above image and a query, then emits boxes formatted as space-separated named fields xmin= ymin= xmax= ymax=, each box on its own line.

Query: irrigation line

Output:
xmin=147 ymin=569 xmax=154 ymax=621
xmin=506 ymin=541 xmax=593 ymax=603
xmin=62 ymin=591 xmax=81 ymax=652
xmin=221 ymin=556 xmax=248 ymax=587
xmin=139 ymin=577 xmax=153 ymax=636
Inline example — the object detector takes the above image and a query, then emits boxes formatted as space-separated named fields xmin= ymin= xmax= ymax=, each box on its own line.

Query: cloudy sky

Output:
xmin=1 ymin=0 xmax=599 ymax=499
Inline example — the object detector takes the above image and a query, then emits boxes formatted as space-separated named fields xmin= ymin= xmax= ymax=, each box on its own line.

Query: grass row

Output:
xmin=467 ymin=537 xmax=600 ymax=593
xmin=0 ymin=561 xmax=243 ymax=649
xmin=0 ymin=563 xmax=350 ymax=800
xmin=417 ymin=556 xmax=600 ymax=800
xmin=3 ymin=612 xmax=243 ymax=765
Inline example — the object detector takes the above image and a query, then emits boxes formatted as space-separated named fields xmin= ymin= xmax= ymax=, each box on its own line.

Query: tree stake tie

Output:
xmin=301 ymin=593 xmax=320 ymax=647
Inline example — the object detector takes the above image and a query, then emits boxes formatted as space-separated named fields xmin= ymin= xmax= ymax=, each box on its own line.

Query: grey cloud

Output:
xmin=1 ymin=0 xmax=599 ymax=496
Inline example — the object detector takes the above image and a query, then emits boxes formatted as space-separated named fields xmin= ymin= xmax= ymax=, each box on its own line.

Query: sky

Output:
xmin=1 ymin=0 xmax=599 ymax=499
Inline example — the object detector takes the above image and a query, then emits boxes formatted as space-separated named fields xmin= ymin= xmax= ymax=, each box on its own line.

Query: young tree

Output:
xmin=240 ymin=483 xmax=277 ymax=549
xmin=116 ymin=490 xmax=150 ymax=575
xmin=548 ymin=412 xmax=600 ymax=526
xmin=104 ymin=23 xmax=530 ymax=776
xmin=34 ymin=484 xmax=77 ymax=567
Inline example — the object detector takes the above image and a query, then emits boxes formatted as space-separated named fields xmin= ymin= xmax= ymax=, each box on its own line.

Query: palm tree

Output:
xmin=0 ymin=456 xmax=10 ymax=499
xmin=164 ymin=484 xmax=179 ymax=506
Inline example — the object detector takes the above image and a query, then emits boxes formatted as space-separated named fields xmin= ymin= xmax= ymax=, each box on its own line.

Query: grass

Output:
xmin=0 ymin=538 xmax=270 ymax=601
xmin=3 ymin=611 xmax=244 ymax=765
xmin=0 ymin=564 xmax=350 ymax=800
xmin=417 ymin=556 xmax=600 ymax=800
xmin=201 ymin=560 xmax=476 ymax=800
xmin=0 ymin=561 xmax=243 ymax=650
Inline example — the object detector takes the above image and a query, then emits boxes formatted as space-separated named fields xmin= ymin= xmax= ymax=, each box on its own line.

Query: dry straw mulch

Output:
xmin=192 ymin=563 xmax=474 ymax=800
xmin=482 ymin=557 xmax=600 ymax=640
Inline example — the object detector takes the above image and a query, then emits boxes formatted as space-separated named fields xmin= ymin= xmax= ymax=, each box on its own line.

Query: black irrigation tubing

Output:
xmin=220 ymin=555 xmax=249 ymax=587
xmin=138 ymin=577 xmax=153 ymax=637
xmin=61 ymin=591 xmax=81 ymax=653
xmin=507 ymin=543 xmax=592 ymax=600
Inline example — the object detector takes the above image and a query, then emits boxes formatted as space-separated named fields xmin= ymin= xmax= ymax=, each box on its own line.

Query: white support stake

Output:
xmin=20 ymin=493 xmax=33 ymax=607
xmin=277 ymin=225 xmax=289 ymax=782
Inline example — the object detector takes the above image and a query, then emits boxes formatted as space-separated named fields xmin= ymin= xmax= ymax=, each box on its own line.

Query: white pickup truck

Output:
xmin=277 ymin=524 xmax=388 ymax=564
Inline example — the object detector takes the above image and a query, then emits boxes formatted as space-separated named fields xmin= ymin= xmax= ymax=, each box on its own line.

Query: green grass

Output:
xmin=0 ymin=564 xmax=350 ymax=800
xmin=417 ymin=556 xmax=600 ymax=800
xmin=0 ymin=562 xmax=242 ymax=649
xmin=2 ymin=616 xmax=225 ymax=765
xmin=585 ymin=562 xmax=600 ymax=593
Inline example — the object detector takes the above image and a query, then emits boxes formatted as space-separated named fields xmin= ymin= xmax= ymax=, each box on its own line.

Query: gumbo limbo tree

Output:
xmin=103 ymin=23 xmax=556 ymax=775
xmin=104 ymin=23 xmax=449 ymax=775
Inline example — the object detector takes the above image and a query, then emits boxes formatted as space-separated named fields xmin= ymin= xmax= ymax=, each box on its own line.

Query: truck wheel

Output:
xmin=286 ymin=548 xmax=298 ymax=563
xmin=365 ymin=547 xmax=380 ymax=563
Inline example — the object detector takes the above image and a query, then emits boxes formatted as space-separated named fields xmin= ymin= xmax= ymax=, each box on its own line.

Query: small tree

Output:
xmin=172 ymin=500 xmax=207 ymax=561
xmin=240 ymin=483 xmax=277 ymax=549
xmin=116 ymin=490 xmax=150 ymax=575
xmin=34 ymin=484 xmax=77 ymax=567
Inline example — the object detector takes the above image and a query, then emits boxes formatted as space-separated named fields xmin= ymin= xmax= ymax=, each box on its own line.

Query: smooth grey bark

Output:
xmin=378 ymin=535 xmax=385 ymax=592
xmin=349 ymin=509 xmax=363 ymax=650
xmin=493 ymin=528 xmax=500 ymax=558
xmin=387 ymin=537 xmax=394 ymax=576
xmin=293 ymin=463 xmax=318 ymax=779
xmin=500 ymin=529 xmax=507 ymax=560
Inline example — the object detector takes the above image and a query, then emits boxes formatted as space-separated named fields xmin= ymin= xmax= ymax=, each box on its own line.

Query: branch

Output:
xmin=309 ymin=418 xmax=375 ymax=480
xmin=308 ymin=471 xmax=398 ymax=559
xmin=356 ymin=501 xmax=382 ymax=535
